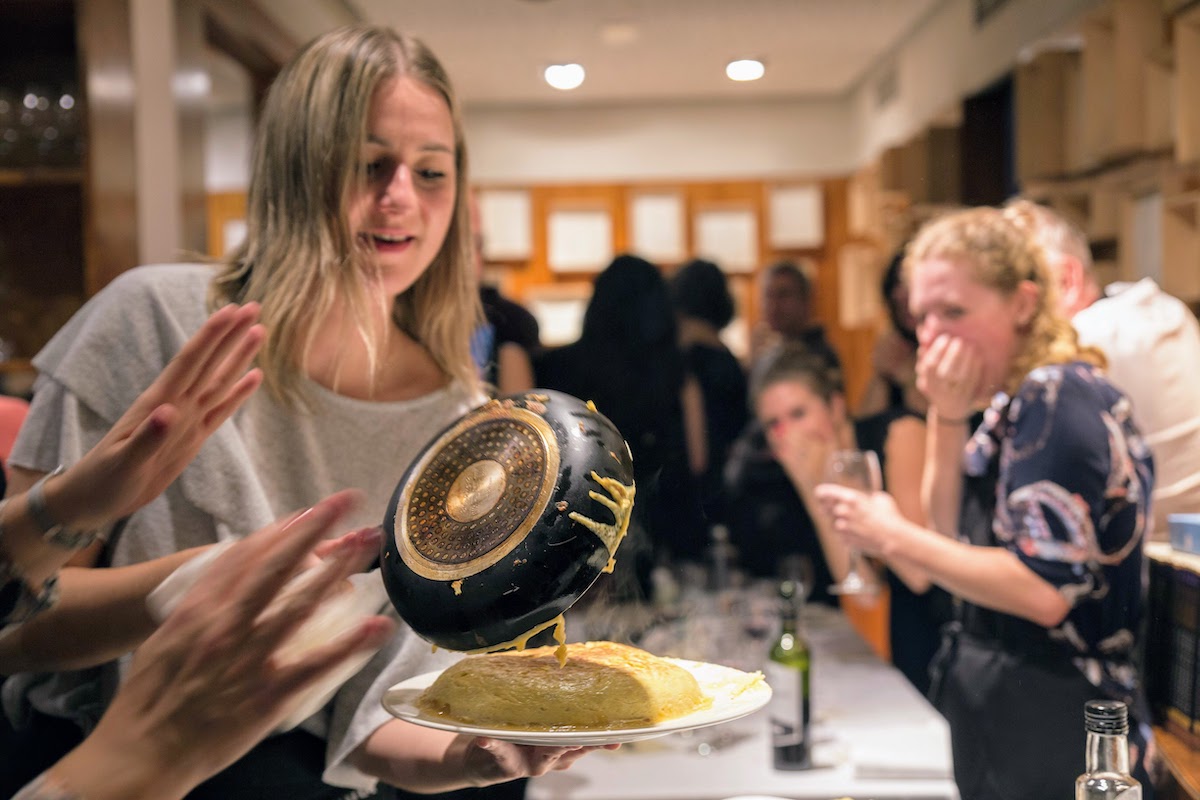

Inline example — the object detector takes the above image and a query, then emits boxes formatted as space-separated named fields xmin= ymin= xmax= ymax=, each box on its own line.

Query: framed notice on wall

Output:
xmin=478 ymin=189 xmax=532 ymax=260
xmin=629 ymin=192 xmax=686 ymax=264
xmin=838 ymin=242 xmax=884 ymax=328
xmin=768 ymin=184 xmax=824 ymax=249
xmin=524 ymin=283 xmax=593 ymax=346
xmin=693 ymin=208 xmax=758 ymax=273
xmin=547 ymin=208 xmax=613 ymax=272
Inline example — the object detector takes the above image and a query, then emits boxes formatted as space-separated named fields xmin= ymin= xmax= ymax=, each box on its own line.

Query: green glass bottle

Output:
xmin=766 ymin=579 xmax=811 ymax=770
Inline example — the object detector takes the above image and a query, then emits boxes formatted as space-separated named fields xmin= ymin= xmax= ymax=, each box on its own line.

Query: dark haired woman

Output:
xmin=669 ymin=258 xmax=749 ymax=531
xmin=857 ymin=249 xmax=928 ymax=417
xmin=536 ymin=254 xmax=707 ymax=569
xmin=751 ymin=343 xmax=945 ymax=693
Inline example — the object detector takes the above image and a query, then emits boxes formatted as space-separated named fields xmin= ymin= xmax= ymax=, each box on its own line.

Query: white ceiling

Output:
xmin=248 ymin=0 xmax=942 ymax=108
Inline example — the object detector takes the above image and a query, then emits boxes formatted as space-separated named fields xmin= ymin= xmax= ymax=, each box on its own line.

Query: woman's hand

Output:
xmin=915 ymin=333 xmax=983 ymax=421
xmin=48 ymin=303 xmax=265 ymax=532
xmin=813 ymin=483 xmax=906 ymax=558
xmin=767 ymin=423 xmax=831 ymax=494
xmin=460 ymin=737 xmax=620 ymax=786
xmin=47 ymin=490 xmax=395 ymax=800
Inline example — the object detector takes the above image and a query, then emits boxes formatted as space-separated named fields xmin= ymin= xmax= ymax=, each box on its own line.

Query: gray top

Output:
xmin=4 ymin=263 xmax=477 ymax=791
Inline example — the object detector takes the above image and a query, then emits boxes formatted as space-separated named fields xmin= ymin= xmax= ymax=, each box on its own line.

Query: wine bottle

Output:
xmin=1075 ymin=699 xmax=1141 ymax=799
xmin=766 ymin=579 xmax=811 ymax=770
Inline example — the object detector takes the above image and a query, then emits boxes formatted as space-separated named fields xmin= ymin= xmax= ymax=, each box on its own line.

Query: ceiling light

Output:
xmin=545 ymin=63 xmax=585 ymax=91
xmin=726 ymin=59 xmax=765 ymax=82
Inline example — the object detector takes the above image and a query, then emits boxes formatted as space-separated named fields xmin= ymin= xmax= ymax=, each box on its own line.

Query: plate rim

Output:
xmin=381 ymin=656 xmax=772 ymax=746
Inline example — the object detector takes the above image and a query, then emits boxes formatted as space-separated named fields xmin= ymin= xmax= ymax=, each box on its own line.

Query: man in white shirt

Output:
xmin=1005 ymin=199 xmax=1200 ymax=538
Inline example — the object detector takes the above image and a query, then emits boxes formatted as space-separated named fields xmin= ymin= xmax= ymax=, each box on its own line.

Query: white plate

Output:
xmin=381 ymin=657 xmax=772 ymax=746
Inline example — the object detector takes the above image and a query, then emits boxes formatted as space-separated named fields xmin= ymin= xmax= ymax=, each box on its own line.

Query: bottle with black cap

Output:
xmin=1075 ymin=699 xmax=1141 ymax=799
xmin=766 ymin=579 xmax=811 ymax=770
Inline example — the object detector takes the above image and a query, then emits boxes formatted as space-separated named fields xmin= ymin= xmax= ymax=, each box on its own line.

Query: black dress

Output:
xmin=722 ymin=421 xmax=837 ymax=607
xmin=478 ymin=286 xmax=540 ymax=389
xmin=681 ymin=342 xmax=748 ymax=528
xmin=534 ymin=342 xmax=706 ymax=573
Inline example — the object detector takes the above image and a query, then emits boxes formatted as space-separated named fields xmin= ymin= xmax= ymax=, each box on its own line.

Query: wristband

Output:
xmin=27 ymin=466 xmax=106 ymax=550
xmin=0 ymin=500 xmax=62 ymax=626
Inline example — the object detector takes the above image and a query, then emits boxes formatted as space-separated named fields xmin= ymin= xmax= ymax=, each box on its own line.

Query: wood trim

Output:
xmin=1156 ymin=725 xmax=1200 ymax=799
xmin=205 ymin=191 xmax=247 ymax=258
xmin=201 ymin=0 xmax=297 ymax=73
xmin=202 ymin=0 xmax=299 ymax=114
xmin=0 ymin=168 xmax=85 ymax=186
xmin=77 ymin=0 xmax=138 ymax=296
xmin=178 ymin=0 xmax=208 ymax=258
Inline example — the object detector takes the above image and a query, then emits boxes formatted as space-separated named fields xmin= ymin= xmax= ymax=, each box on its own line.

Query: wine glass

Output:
xmin=824 ymin=449 xmax=881 ymax=596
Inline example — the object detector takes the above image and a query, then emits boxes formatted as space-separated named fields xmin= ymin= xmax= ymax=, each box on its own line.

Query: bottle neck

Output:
xmin=779 ymin=602 xmax=798 ymax=637
xmin=1085 ymin=731 xmax=1131 ymax=775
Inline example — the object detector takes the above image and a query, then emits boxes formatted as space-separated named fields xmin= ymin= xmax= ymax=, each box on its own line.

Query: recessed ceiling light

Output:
xmin=545 ymin=63 xmax=585 ymax=91
xmin=726 ymin=58 xmax=765 ymax=82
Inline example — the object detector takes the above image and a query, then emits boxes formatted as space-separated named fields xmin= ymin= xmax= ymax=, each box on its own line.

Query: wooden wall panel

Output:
xmin=818 ymin=178 xmax=875 ymax=410
xmin=1177 ymin=5 xmax=1200 ymax=163
xmin=1015 ymin=50 xmax=1080 ymax=181
xmin=476 ymin=176 xmax=876 ymax=410
xmin=178 ymin=0 xmax=209 ymax=258
xmin=205 ymin=191 xmax=247 ymax=258
xmin=77 ymin=0 xmax=138 ymax=295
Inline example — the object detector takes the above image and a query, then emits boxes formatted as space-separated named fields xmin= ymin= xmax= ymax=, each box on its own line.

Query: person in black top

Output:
xmin=857 ymin=249 xmax=928 ymax=418
xmin=469 ymin=192 xmax=539 ymax=394
xmin=747 ymin=343 xmax=948 ymax=693
xmin=750 ymin=260 xmax=841 ymax=372
xmin=726 ymin=260 xmax=846 ymax=598
xmin=535 ymin=254 xmax=706 ymax=574
xmin=669 ymin=258 xmax=748 ymax=530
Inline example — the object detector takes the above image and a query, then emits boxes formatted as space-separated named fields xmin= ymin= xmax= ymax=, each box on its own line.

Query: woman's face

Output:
xmin=757 ymin=379 xmax=841 ymax=453
xmin=909 ymin=256 xmax=1034 ymax=394
xmin=347 ymin=75 xmax=457 ymax=297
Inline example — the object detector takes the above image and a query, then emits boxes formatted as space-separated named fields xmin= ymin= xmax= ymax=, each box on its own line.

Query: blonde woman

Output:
xmin=816 ymin=207 xmax=1155 ymax=799
xmin=1 ymin=26 xmax=605 ymax=799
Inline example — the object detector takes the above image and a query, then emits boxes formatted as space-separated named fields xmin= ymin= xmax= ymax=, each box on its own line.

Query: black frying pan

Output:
xmin=379 ymin=389 xmax=635 ymax=652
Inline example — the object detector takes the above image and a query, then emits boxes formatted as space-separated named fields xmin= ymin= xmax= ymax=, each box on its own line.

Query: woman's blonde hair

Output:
xmin=903 ymin=206 xmax=1104 ymax=393
xmin=211 ymin=25 xmax=480 ymax=406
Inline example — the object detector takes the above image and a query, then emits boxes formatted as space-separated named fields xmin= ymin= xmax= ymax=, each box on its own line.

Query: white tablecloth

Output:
xmin=528 ymin=604 xmax=958 ymax=800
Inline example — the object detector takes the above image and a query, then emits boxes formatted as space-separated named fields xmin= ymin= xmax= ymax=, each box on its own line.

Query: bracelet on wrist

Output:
xmin=933 ymin=412 xmax=970 ymax=426
xmin=0 ymin=499 xmax=62 ymax=627
xmin=27 ymin=466 xmax=106 ymax=551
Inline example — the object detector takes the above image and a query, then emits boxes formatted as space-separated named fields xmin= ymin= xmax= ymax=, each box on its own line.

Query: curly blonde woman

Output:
xmin=816 ymin=206 xmax=1156 ymax=799
xmin=2 ymin=25 xmax=607 ymax=800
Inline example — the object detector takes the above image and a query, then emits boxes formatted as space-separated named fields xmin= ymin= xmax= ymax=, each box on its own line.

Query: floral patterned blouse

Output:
xmin=962 ymin=361 xmax=1153 ymax=702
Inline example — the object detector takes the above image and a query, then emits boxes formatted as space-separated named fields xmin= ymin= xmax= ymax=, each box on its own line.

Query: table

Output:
xmin=528 ymin=604 xmax=958 ymax=800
